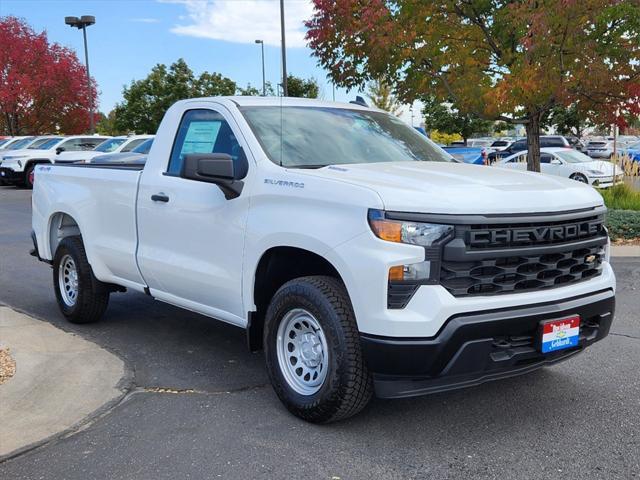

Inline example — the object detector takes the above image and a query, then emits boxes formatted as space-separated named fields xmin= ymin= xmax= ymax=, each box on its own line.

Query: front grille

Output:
xmin=440 ymin=212 xmax=607 ymax=297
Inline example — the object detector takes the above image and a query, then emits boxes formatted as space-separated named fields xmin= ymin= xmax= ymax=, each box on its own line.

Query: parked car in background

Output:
xmin=620 ymin=141 xmax=640 ymax=162
xmin=488 ymin=135 xmax=572 ymax=162
xmin=495 ymin=147 xmax=623 ymax=188
xmin=489 ymin=139 xmax=513 ymax=151
xmin=0 ymin=138 xmax=12 ymax=148
xmin=586 ymin=140 xmax=614 ymax=159
xmin=56 ymin=134 xmax=153 ymax=164
xmin=0 ymin=135 xmax=109 ymax=188
xmin=442 ymin=146 xmax=486 ymax=165
xmin=82 ymin=138 xmax=154 ymax=164
xmin=0 ymin=136 xmax=37 ymax=151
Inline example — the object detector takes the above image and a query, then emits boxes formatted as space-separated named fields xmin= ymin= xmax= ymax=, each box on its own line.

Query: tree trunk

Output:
xmin=525 ymin=112 xmax=541 ymax=172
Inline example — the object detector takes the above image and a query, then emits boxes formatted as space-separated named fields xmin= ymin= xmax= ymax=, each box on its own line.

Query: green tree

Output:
xmin=114 ymin=58 xmax=237 ymax=133
xmin=547 ymin=104 xmax=592 ymax=139
xmin=306 ymin=0 xmax=640 ymax=172
xmin=367 ymin=78 xmax=401 ymax=115
xmin=287 ymin=75 xmax=319 ymax=98
xmin=237 ymin=81 xmax=276 ymax=96
xmin=422 ymin=97 xmax=493 ymax=144
xmin=96 ymin=110 xmax=123 ymax=136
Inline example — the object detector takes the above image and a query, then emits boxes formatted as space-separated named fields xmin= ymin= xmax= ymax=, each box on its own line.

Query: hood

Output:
xmin=296 ymin=162 xmax=603 ymax=214
xmin=573 ymin=160 xmax=617 ymax=175
xmin=55 ymin=151 xmax=99 ymax=162
xmin=3 ymin=148 xmax=55 ymax=160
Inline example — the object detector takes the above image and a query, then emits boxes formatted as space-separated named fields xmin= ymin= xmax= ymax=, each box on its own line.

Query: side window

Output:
xmin=542 ymin=138 xmax=563 ymax=148
xmin=512 ymin=140 xmax=526 ymax=151
xmin=121 ymin=138 xmax=145 ymax=152
xmin=167 ymin=109 xmax=241 ymax=176
xmin=540 ymin=154 xmax=553 ymax=164
xmin=60 ymin=137 xmax=105 ymax=151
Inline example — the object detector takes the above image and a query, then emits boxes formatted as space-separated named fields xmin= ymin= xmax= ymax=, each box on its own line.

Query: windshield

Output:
xmin=132 ymin=138 xmax=153 ymax=154
xmin=94 ymin=138 xmax=126 ymax=152
xmin=555 ymin=150 xmax=593 ymax=163
xmin=6 ymin=137 xmax=35 ymax=150
xmin=31 ymin=137 xmax=63 ymax=150
xmin=240 ymin=106 xmax=452 ymax=168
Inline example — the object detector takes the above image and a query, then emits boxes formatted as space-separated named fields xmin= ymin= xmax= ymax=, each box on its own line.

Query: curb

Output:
xmin=611 ymin=245 xmax=640 ymax=257
xmin=0 ymin=306 xmax=134 ymax=463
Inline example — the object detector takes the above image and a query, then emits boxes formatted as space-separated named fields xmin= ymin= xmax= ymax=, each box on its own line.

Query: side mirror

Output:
xmin=56 ymin=147 xmax=65 ymax=155
xmin=550 ymin=159 xmax=562 ymax=165
xmin=181 ymin=151 xmax=248 ymax=199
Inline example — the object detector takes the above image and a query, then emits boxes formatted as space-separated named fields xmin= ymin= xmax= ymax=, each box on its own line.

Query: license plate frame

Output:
xmin=539 ymin=315 xmax=580 ymax=354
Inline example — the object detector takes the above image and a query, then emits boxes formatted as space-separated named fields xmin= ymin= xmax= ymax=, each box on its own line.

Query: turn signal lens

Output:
xmin=388 ymin=265 xmax=405 ymax=281
xmin=370 ymin=218 xmax=402 ymax=242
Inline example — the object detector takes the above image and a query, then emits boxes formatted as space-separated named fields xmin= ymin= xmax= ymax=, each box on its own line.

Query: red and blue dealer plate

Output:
xmin=540 ymin=315 xmax=580 ymax=353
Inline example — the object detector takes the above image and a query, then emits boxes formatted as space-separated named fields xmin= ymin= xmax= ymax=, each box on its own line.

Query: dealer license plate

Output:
xmin=540 ymin=316 xmax=580 ymax=353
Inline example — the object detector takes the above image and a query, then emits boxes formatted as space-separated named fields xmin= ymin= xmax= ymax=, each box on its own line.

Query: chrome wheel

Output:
xmin=58 ymin=254 xmax=79 ymax=307
xmin=276 ymin=308 xmax=328 ymax=396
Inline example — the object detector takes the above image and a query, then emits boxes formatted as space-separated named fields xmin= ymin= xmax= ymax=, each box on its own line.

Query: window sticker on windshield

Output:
xmin=182 ymin=121 xmax=221 ymax=154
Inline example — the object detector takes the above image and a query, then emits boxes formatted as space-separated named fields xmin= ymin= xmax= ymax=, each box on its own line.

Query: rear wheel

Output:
xmin=570 ymin=173 xmax=588 ymax=184
xmin=264 ymin=276 xmax=373 ymax=423
xmin=53 ymin=236 xmax=109 ymax=324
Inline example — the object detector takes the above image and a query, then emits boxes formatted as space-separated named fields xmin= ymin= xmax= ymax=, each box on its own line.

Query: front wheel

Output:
xmin=24 ymin=164 xmax=35 ymax=189
xmin=263 ymin=276 xmax=373 ymax=423
xmin=570 ymin=173 xmax=588 ymax=184
xmin=53 ymin=236 xmax=109 ymax=324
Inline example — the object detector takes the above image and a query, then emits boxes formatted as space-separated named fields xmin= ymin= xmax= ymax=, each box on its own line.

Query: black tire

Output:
xmin=263 ymin=275 xmax=373 ymax=423
xmin=570 ymin=173 xmax=588 ymax=184
xmin=53 ymin=236 xmax=109 ymax=324
xmin=23 ymin=164 xmax=35 ymax=189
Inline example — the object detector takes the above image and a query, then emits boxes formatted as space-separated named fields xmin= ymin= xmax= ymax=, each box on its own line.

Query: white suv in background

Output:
xmin=0 ymin=135 xmax=109 ymax=188
xmin=56 ymin=134 xmax=154 ymax=164
xmin=586 ymin=140 xmax=614 ymax=159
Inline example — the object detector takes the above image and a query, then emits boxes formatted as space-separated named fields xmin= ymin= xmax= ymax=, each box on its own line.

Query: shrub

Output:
xmin=606 ymin=210 xmax=640 ymax=240
xmin=598 ymin=183 xmax=640 ymax=211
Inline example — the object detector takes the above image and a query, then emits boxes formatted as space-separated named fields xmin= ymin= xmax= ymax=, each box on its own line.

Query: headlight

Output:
xmin=587 ymin=170 xmax=604 ymax=175
xmin=368 ymin=209 xmax=453 ymax=292
xmin=368 ymin=209 xmax=453 ymax=247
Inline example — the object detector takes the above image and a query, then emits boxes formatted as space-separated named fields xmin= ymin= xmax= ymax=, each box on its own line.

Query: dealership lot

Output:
xmin=0 ymin=186 xmax=638 ymax=479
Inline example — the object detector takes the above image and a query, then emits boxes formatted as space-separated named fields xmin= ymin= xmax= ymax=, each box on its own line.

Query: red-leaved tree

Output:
xmin=0 ymin=16 xmax=98 ymax=135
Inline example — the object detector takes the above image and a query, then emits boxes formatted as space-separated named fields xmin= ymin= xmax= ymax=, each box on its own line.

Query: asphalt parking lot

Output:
xmin=0 ymin=185 xmax=638 ymax=480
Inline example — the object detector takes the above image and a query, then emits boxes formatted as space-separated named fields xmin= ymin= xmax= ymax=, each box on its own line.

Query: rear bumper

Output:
xmin=361 ymin=289 xmax=614 ymax=399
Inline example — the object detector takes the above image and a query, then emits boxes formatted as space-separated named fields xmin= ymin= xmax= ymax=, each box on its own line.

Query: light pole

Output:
xmin=279 ymin=0 xmax=288 ymax=96
xmin=255 ymin=39 xmax=266 ymax=96
xmin=65 ymin=15 xmax=95 ymax=133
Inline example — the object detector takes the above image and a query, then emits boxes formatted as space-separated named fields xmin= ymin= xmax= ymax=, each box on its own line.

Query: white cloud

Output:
xmin=162 ymin=0 xmax=314 ymax=48
xmin=129 ymin=18 xmax=161 ymax=23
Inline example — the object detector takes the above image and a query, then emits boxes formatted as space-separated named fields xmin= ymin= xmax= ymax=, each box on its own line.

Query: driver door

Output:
xmin=136 ymin=105 xmax=251 ymax=325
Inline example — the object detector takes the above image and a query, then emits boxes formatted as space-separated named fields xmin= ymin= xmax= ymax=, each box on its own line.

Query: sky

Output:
xmin=0 ymin=0 xmax=423 ymax=125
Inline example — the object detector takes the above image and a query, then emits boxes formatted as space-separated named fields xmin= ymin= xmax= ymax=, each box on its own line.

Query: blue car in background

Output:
xmin=620 ymin=141 xmax=640 ymax=162
xmin=442 ymin=146 xmax=486 ymax=165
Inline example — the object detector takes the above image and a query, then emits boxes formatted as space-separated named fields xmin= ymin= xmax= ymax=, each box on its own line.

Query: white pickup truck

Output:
xmin=31 ymin=97 xmax=616 ymax=423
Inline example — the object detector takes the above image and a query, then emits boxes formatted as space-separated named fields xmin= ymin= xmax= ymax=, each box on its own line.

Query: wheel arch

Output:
xmin=48 ymin=211 xmax=82 ymax=259
xmin=247 ymin=246 xmax=346 ymax=351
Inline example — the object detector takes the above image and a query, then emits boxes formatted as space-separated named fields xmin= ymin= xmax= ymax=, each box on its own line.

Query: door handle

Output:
xmin=151 ymin=193 xmax=169 ymax=203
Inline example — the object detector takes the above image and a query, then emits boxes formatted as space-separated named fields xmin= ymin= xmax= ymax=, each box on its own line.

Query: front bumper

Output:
xmin=361 ymin=289 xmax=614 ymax=399
xmin=0 ymin=167 xmax=22 ymax=183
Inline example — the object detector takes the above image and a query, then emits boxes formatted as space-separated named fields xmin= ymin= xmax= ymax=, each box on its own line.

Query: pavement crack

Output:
xmin=133 ymin=383 xmax=270 ymax=396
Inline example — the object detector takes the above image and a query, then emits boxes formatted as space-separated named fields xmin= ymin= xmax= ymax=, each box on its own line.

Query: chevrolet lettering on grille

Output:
xmin=468 ymin=220 xmax=603 ymax=247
